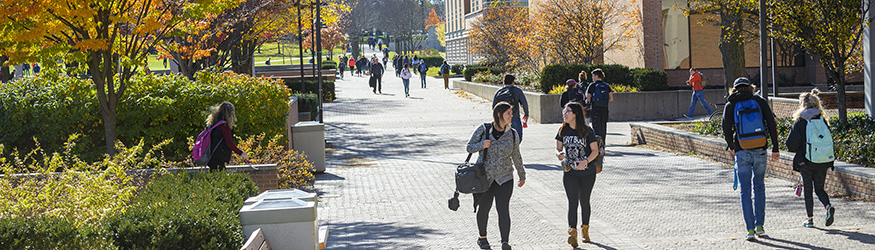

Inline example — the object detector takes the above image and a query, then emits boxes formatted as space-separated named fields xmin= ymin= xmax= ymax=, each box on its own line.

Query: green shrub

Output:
xmin=233 ymin=134 xmax=315 ymax=189
xmin=473 ymin=71 xmax=502 ymax=83
xmin=692 ymin=113 xmax=874 ymax=168
xmin=291 ymin=93 xmax=319 ymax=119
xmin=284 ymin=80 xmax=336 ymax=102
xmin=106 ymin=171 xmax=259 ymax=250
xmin=321 ymin=60 xmax=337 ymax=70
xmin=549 ymin=85 xmax=567 ymax=95
xmin=426 ymin=67 xmax=441 ymax=77
xmin=451 ymin=64 xmax=465 ymax=74
xmin=464 ymin=66 xmax=505 ymax=82
xmin=0 ymin=216 xmax=115 ymax=249
xmin=540 ymin=63 xmax=633 ymax=94
xmin=417 ymin=55 xmax=444 ymax=68
xmin=610 ymin=83 xmax=639 ymax=93
xmin=631 ymin=68 xmax=668 ymax=91
xmin=0 ymin=71 xmax=291 ymax=162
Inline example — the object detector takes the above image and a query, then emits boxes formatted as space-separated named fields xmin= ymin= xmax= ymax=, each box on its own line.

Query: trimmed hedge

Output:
xmin=451 ymin=64 xmax=465 ymax=74
xmin=107 ymin=171 xmax=260 ymax=250
xmin=0 ymin=216 xmax=114 ymax=249
xmin=417 ymin=55 xmax=444 ymax=68
xmin=292 ymin=93 xmax=319 ymax=119
xmin=284 ymin=80 xmax=336 ymax=102
xmin=540 ymin=63 xmax=643 ymax=93
xmin=631 ymin=68 xmax=668 ymax=91
xmin=321 ymin=60 xmax=337 ymax=70
xmin=464 ymin=66 xmax=505 ymax=82
xmin=0 ymin=70 xmax=291 ymax=162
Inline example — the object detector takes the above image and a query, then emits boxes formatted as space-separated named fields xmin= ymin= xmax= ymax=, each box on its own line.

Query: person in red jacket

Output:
xmin=685 ymin=68 xmax=713 ymax=117
xmin=205 ymin=102 xmax=248 ymax=171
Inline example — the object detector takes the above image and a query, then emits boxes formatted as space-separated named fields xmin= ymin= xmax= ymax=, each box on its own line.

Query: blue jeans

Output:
xmin=402 ymin=79 xmax=410 ymax=96
xmin=511 ymin=117 xmax=523 ymax=141
xmin=687 ymin=90 xmax=713 ymax=116
xmin=735 ymin=149 xmax=767 ymax=231
xmin=420 ymin=74 xmax=427 ymax=88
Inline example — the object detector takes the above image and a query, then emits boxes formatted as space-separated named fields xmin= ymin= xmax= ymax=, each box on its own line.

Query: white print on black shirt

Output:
xmin=562 ymin=135 xmax=589 ymax=163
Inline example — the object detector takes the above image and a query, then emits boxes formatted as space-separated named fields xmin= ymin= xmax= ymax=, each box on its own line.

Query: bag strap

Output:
xmin=465 ymin=123 xmax=493 ymax=163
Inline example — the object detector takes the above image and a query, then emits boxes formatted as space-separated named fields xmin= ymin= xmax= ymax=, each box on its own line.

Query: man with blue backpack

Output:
xmin=585 ymin=68 xmax=613 ymax=140
xmin=721 ymin=77 xmax=780 ymax=242
xmin=418 ymin=62 xmax=428 ymax=88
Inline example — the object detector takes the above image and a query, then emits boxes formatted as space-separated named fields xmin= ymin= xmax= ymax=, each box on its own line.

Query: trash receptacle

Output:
xmin=240 ymin=199 xmax=318 ymax=250
xmin=245 ymin=188 xmax=318 ymax=206
xmin=291 ymin=121 xmax=325 ymax=173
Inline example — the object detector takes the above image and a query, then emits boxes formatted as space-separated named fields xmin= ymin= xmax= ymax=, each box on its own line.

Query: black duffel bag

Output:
xmin=449 ymin=123 xmax=491 ymax=211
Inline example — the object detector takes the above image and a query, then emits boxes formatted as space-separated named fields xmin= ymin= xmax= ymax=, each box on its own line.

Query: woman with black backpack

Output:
xmin=785 ymin=89 xmax=836 ymax=228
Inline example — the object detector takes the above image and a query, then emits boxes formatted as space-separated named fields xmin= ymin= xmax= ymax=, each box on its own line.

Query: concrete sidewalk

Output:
xmin=314 ymin=48 xmax=875 ymax=249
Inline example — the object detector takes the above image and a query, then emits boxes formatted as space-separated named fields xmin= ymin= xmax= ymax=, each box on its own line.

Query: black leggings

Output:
xmin=564 ymin=172 xmax=596 ymax=228
xmin=800 ymin=167 xmax=831 ymax=217
xmin=477 ymin=180 xmax=514 ymax=243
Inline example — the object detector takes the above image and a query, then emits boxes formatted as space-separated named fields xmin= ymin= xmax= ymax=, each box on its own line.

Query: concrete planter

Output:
xmin=630 ymin=122 xmax=875 ymax=201
xmin=453 ymin=80 xmax=725 ymax=122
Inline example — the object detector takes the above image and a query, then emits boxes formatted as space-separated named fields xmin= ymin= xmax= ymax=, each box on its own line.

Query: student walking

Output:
xmin=556 ymin=102 xmax=600 ymax=247
xmin=467 ymin=101 xmax=525 ymax=250
xmin=492 ymin=74 xmax=529 ymax=141
xmin=585 ymin=69 xmax=612 ymax=140
xmin=370 ymin=58 xmax=384 ymax=94
xmin=440 ymin=61 xmax=451 ymax=89
xmin=722 ymin=77 xmax=780 ymax=241
xmin=204 ymin=102 xmax=248 ymax=171
xmin=685 ymin=68 xmax=713 ymax=117
xmin=560 ymin=79 xmax=585 ymax=108
xmin=400 ymin=64 xmax=413 ymax=97
xmin=785 ymin=89 xmax=836 ymax=228
xmin=418 ymin=62 xmax=428 ymax=88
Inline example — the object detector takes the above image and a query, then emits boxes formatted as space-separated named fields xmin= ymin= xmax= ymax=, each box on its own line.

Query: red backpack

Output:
xmin=192 ymin=121 xmax=225 ymax=166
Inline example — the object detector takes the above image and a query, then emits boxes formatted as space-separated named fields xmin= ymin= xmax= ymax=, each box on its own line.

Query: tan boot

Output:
xmin=581 ymin=225 xmax=591 ymax=243
xmin=567 ymin=227 xmax=578 ymax=247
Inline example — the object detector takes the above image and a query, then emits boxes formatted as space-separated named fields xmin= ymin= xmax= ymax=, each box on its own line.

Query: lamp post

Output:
xmin=315 ymin=0 xmax=324 ymax=123
xmin=297 ymin=1 xmax=305 ymax=92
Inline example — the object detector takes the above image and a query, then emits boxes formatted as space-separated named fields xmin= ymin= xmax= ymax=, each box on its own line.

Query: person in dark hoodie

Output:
xmin=722 ymin=77 xmax=780 ymax=241
xmin=784 ymin=88 xmax=836 ymax=228
xmin=560 ymin=79 xmax=586 ymax=108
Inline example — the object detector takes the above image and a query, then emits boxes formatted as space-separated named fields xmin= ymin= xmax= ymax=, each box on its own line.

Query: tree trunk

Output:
xmin=719 ymin=12 xmax=747 ymax=92
xmin=832 ymin=69 xmax=848 ymax=123
xmin=89 ymin=52 xmax=119 ymax=156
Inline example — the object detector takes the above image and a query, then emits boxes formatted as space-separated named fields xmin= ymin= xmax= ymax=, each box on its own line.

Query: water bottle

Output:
xmin=523 ymin=117 xmax=528 ymax=128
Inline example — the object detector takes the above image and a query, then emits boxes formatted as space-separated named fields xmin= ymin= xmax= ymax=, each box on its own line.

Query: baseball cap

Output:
xmin=733 ymin=77 xmax=752 ymax=87
xmin=566 ymin=79 xmax=578 ymax=87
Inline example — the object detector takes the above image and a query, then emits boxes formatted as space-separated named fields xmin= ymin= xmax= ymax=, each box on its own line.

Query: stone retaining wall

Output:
xmin=630 ymin=122 xmax=875 ymax=201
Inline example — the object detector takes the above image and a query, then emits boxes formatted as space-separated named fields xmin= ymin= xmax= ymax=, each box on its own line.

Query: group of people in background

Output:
xmin=464 ymin=68 xmax=837 ymax=249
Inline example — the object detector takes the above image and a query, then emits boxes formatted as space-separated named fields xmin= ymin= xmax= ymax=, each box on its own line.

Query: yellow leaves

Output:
xmin=73 ymin=39 xmax=109 ymax=51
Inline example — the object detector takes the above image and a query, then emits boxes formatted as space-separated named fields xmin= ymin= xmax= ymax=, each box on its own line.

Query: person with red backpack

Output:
xmin=203 ymin=102 xmax=247 ymax=171
xmin=722 ymin=77 xmax=780 ymax=241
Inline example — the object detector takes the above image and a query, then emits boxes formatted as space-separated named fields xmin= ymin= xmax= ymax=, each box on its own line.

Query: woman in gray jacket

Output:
xmin=467 ymin=101 xmax=526 ymax=250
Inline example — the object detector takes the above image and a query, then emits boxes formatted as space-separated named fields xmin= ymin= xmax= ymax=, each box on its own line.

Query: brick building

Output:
xmin=447 ymin=0 xmax=838 ymax=88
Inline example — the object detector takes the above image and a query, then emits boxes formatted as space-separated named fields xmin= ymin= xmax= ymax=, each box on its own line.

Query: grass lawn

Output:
xmin=144 ymin=42 xmax=347 ymax=70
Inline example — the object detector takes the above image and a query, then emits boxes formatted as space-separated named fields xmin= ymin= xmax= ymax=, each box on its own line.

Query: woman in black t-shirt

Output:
xmin=555 ymin=102 xmax=599 ymax=247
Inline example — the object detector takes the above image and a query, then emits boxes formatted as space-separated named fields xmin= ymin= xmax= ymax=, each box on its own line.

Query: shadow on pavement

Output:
xmin=817 ymin=228 xmax=875 ymax=245
xmin=325 ymin=221 xmax=443 ymax=249
xmin=328 ymin=97 xmax=404 ymax=116
xmin=585 ymin=241 xmax=618 ymax=250
xmin=315 ymin=172 xmax=346 ymax=181
xmin=757 ymin=236 xmax=831 ymax=250
xmin=325 ymin=122 xmax=459 ymax=160
xmin=526 ymin=164 xmax=562 ymax=171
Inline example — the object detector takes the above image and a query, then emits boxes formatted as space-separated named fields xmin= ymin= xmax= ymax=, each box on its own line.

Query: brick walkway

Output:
xmin=314 ymin=48 xmax=875 ymax=250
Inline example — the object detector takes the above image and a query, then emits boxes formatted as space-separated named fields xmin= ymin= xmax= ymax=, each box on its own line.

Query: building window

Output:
xmin=663 ymin=0 xmax=690 ymax=70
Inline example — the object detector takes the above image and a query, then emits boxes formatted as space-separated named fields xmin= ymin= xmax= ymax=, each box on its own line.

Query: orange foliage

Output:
xmin=425 ymin=9 xmax=442 ymax=28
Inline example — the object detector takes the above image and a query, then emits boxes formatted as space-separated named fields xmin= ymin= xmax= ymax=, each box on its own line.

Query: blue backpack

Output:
xmin=805 ymin=118 xmax=835 ymax=163
xmin=589 ymin=81 xmax=610 ymax=107
xmin=734 ymin=99 xmax=768 ymax=149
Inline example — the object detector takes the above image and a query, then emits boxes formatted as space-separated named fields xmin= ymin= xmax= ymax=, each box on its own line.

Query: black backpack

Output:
xmin=589 ymin=81 xmax=610 ymax=107
xmin=495 ymin=86 xmax=515 ymax=104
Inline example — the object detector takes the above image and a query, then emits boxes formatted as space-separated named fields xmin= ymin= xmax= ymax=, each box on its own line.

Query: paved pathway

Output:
xmin=314 ymin=48 xmax=875 ymax=250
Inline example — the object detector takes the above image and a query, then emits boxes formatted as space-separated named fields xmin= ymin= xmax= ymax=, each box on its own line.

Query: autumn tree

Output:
xmin=378 ymin=0 xmax=428 ymax=54
xmin=468 ymin=2 xmax=536 ymax=70
xmin=533 ymin=0 xmax=641 ymax=65
xmin=0 ymin=0 xmax=234 ymax=156
xmin=340 ymin=0 xmax=372 ymax=58
xmin=687 ymin=0 xmax=760 ymax=90
xmin=770 ymin=0 xmax=871 ymax=123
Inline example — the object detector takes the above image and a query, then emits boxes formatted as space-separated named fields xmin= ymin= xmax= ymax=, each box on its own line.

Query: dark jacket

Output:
xmin=560 ymin=87 xmax=585 ymax=108
xmin=721 ymin=91 xmax=779 ymax=152
xmin=369 ymin=62 xmax=384 ymax=77
xmin=785 ymin=108 xmax=835 ymax=171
